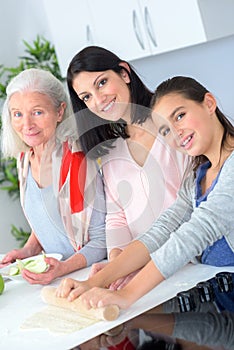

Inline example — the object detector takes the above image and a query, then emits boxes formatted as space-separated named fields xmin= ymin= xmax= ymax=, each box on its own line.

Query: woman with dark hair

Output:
xmin=57 ymin=76 xmax=234 ymax=313
xmin=67 ymin=46 xmax=153 ymax=158
xmin=66 ymin=47 xmax=188 ymax=287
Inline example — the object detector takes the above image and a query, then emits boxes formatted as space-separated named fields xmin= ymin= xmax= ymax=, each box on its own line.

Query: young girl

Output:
xmin=57 ymin=76 xmax=234 ymax=311
xmin=66 ymin=47 xmax=188 ymax=288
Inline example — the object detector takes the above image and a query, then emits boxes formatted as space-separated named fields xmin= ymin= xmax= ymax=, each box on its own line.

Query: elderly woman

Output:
xmin=0 ymin=68 xmax=106 ymax=284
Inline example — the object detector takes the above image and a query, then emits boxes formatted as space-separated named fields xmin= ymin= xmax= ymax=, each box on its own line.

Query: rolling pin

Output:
xmin=41 ymin=286 xmax=120 ymax=321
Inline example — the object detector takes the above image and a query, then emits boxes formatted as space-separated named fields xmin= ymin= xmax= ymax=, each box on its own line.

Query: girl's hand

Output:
xmin=20 ymin=257 xmax=64 ymax=285
xmin=80 ymin=286 xmax=132 ymax=310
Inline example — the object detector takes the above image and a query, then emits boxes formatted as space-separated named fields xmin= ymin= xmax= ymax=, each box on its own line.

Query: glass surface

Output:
xmin=71 ymin=282 xmax=234 ymax=350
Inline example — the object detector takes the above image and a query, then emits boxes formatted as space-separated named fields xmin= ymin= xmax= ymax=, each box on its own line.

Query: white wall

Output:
xmin=1 ymin=0 xmax=233 ymax=117
xmin=131 ymin=35 xmax=234 ymax=120
xmin=0 ymin=192 xmax=29 ymax=252
xmin=0 ymin=1 xmax=234 ymax=252
xmin=0 ymin=0 xmax=52 ymax=67
xmin=0 ymin=0 xmax=50 ymax=252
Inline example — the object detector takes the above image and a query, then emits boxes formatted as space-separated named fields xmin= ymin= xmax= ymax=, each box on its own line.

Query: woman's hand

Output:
xmin=0 ymin=249 xmax=28 ymax=268
xmin=0 ymin=232 xmax=42 ymax=268
xmin=89 ymin=263 xmax=140 ymax=290
xmin=20 ymin=257 xmax=65 ymax=285
xmin=56 ymin=277 xmax=93 ymax=300
xmin=109 ymin=270 xmax=140 ymax=290
xmin=88 ymin=261 xmax=108 ymax=278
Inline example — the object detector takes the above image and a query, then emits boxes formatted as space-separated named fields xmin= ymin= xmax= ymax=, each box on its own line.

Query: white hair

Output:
xmin=1 ymin=68 xmax=78 ymax=158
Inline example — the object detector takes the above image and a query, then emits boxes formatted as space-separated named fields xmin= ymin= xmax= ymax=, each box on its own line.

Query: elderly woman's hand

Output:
xmin=0 ymin=249 xmax=28 ymax=268
xmin=20 ymin=257 xmax=65 ymax=285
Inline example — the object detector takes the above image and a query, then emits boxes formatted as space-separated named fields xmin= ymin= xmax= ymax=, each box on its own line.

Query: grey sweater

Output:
xmin=138 ymin=151 xmax=234 ymax=279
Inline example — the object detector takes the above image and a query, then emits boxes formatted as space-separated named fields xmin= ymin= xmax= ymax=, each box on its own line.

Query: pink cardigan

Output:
xmin=101 ymin=136 xmax=188 ymax=254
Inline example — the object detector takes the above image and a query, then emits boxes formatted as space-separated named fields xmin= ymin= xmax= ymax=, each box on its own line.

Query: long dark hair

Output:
xmin=67 ymin=46 xmax=153 ymax=159
xmin=151 ymin=76 xmax=234 ymax=172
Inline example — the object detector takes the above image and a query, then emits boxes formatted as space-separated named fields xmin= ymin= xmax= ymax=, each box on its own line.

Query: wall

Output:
xmin=0 ymin=0 xmax=52 ymax=252
xmin=0 ymin=0 xmax=52 ymax=67
xmin=0 ymin=1 xmax=234 ymax=252
xmin=131 ymin=35 xmax=234 ymax=120
xmin=0 ymin=192 xmax=29 ymax=252
xmin=0 ymin=1 xmax=233 ymax=116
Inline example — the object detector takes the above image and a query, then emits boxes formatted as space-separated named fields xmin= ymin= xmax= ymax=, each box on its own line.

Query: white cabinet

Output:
xmin=42 ymin=0 xmax=234 ymax=77
xmin=88 ymin=1 xmax=152 ymax=60
xmin=137 ymin=0 xmax=207 ymax=55
xmin=89 ymin=0 xmax=207 ymax=60
xmin=42 ymin=0 xmax=97 ymax=76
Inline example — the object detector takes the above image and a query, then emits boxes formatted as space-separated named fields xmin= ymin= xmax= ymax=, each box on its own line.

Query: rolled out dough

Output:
xmin=21 ymin=305 xmax=98 ymax=334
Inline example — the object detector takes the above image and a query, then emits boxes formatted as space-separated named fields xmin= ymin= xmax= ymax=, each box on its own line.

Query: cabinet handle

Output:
xmin=132 ymin=9 xmax=145 ymax=50
xmin=144 ymin=6 xmax=157 ymax=47
xmin=86 ymin=25 xmax=93 ymax=44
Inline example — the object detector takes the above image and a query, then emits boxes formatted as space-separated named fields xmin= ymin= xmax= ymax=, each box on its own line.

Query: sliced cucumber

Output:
xmin=8 ymin=266 xmax=20 ymax=276
xmin=15 ymin=255 xmax=48 ymax=274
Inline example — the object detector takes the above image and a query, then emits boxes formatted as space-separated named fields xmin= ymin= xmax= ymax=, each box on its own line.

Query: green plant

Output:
xmin=10 ymin=225 xmax=31 ymax=248
xmin=0 ymin=158 xmax=19 ymax=199
xmin=0 ymin=35 xmax=63 ymax=245
xmin=0 ymin=35 xmax=63 ymax=101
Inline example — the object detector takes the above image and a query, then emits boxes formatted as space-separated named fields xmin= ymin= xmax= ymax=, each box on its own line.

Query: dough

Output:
xmin=21 ymin=305 xmax=98 ymax=334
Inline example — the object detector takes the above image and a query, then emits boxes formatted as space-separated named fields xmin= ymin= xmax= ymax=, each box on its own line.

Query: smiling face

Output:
xmin=152 ymin=92 xmax=220 ymax=158
xmin=72 ymin=68 xmax=131 ymax=122
xmin=10 ymin=91 xmax=64 ymax=149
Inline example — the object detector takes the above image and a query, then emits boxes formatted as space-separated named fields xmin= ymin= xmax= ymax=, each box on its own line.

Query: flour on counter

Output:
xmin=21 ymin=305 xmax=98 ymax=334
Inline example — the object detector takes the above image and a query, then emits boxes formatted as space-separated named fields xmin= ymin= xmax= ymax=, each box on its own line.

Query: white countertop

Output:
xmin=1 ymin=256 xmax=234 ymax=350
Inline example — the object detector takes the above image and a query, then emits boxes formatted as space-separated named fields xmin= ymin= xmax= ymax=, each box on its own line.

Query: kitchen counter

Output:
xmin=1 ymin=256 xmax=234 ymax=350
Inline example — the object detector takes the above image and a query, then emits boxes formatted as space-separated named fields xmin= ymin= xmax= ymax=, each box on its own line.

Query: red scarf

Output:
xmin=59 ymin=142 xmax=87 ymax=214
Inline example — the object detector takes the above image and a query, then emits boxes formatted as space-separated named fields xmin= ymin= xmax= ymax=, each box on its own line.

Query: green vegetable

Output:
xmin=0 ymin=274 xmax=4 ymax=294
xmin=10 ymin=255 xmax=49 ymax=275
xmin=8 ymin=266 xmax=20 ymax=276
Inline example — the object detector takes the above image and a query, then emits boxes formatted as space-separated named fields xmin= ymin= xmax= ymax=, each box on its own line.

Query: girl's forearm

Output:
xmin=89 ymin=240 xmax=151 ymax=288
xmin=119 ymin=260 xmax=165 ymax=306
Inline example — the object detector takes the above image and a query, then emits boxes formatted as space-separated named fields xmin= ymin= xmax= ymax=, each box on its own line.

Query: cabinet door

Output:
xmin=42 ymin=0 xmax=96 ymax=77
xmin=88 ymin=0 xmax=152 ymax=60
xmin=139 ymin=0 xmax=206 ymax=55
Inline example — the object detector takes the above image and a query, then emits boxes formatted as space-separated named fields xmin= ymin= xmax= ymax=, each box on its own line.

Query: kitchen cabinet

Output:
xmin=42 ymin=0 xmax=234 ymax=77
xmin=42 ymin=0 xmax=97 ymax=76
xmin=90 ymin=0 xmax=207 ymax=60
xmin=88 ymin=1 xmax=151 ymax=60
xmin=137 ymin=0 xmax=207 ymax=55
